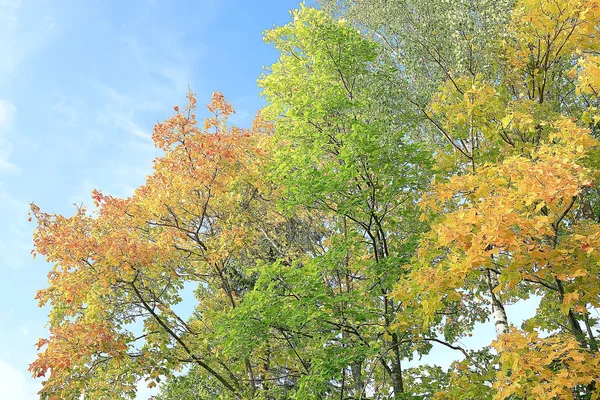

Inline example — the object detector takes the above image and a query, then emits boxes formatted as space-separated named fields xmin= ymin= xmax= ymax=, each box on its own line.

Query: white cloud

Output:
xmin=0 ymin=0 xmax=57 ymax=88
xmin=0 ymin=98 xmax=16 ymax=126
xmin=0 ymin=99 xmax=18 ymax=173
xmin=0 ymin=359 xmax=40 ymax=400
xmin=85 ymin=80 xmax=133 ymax=108
xmin=0 ymin=157 xmax=18 ymax=174
xmin=44 ymin=15 xmax=56 ymax=31
xmin=0 ymin=185 xmax=31 ymax=269
xmin=82 ymin=33 xmax=197 ymax=145
xmin=51 ymin=95 xmax=79 ymax=126
xmin=106 ymin=111 xmax=152 ymax=141
xmin=119 ymin=35 xmax=198 ymax=104
xmin=0 ymin=0 xmax=23 ymax=82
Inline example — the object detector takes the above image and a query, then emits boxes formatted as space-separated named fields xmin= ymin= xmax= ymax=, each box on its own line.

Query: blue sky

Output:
xmin=0 ymin=0 xmax=538 ymax=398
xmin=0 ymin=0 xmax=306 ymax=397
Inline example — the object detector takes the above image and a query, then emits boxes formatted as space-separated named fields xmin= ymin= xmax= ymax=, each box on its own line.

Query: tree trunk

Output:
xmin=390 ymin=333 xmax=404 ymax=398
xmin=487 ymin=270 xmax=509 ymax=336
xmin=351 ymin=361 xmax=364 ymax=397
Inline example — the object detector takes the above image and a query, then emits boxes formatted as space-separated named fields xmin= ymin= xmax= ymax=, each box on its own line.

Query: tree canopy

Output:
xmin=30 ymin=1 xmax=600 ymax=399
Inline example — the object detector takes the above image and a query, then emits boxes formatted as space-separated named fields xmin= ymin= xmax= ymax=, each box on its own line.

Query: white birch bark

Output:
xmin=487 ymin=270 xmax=509 ymax=336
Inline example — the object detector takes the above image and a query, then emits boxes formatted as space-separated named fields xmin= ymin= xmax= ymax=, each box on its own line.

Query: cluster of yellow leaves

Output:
xmin=416 ymin=116 xmax=599 ymax=300
xmin=578 ymin=55 xmax=600 ymax=97
xmin=493 ymin=330 xmax=600 ymax=399
xmin=430 ymin=74 xmax=502 ymax=141
xmin=398 ymin=0 xmax=600 ymax=395
xmin=428 ymin=74 xmax=504 ymax=172
xmin=508 ymin=0 xmax=600 ymax=70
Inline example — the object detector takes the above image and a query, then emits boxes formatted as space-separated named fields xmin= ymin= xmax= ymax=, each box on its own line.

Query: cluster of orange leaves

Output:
xmin=28 ymin=91 xmax=273 ymax=397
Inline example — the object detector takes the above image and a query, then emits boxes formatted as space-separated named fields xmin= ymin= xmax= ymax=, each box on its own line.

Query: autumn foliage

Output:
xmin=30 ymin=0 xmax=600 ymax=399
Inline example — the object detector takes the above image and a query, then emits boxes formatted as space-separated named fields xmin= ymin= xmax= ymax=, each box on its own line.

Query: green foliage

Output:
xmin=31 ymin=1 xmax=600 ymax=399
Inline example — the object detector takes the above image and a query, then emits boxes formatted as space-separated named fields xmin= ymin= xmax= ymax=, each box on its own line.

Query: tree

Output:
xmin=29 ymin=92 xmax=281 ymax=399
xmin=30 ymin=1 xmax=600 ymax=399
xmin=322 ymin=0 xmax=517 ymax=342
xmin=254 ymin=6 xmax=432 ymax=398
xmin=161 ymin=6 xmax=435 ymax=400
xmin=327 ymin=0 xmax=600 ymax=397
xmin=394 ymin=0 xmax=600 ymax=398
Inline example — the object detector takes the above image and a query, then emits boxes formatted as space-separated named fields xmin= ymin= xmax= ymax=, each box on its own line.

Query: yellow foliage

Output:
xmin=493 ymin=329 xmax=600 ymax=400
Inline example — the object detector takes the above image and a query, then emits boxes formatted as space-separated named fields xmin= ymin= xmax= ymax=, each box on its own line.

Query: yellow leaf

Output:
xmin=582 ymin=111 xmax=592 ymax=124
xmin=501 ymin=114 xmax=513 ymax=128
xmin=571 ymin=269 xmax=587 ymax=278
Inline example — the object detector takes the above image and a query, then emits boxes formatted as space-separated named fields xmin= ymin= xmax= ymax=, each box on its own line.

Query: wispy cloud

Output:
xmin=0 ymin=0 xmax=24 ymax=85
xmin=0 ymin=99 xmax=15 ymax=126
xmin=119 ymin=35 xmax=199 ymax=104
xmin=0 ymin=184 xmax=30 ymax=269
xmin=85 ymin=80 xmax=133 ymax=108
xmin=0 ymin=0 xmax=57 ymax=88
xmin=50 ymin=95 xmax=80 ymax=126
xmin=0 ymin=0 xmax=61 ymax=176
xmin=81 ymin=33 xmax=198 ymax=145
xmin=0 ymin=359 xmax=39 ymax=400
xmin=113 ymin=112 xmax=152 ymax=140
xmin=98 ymin=110 xmax=152 ymax=141
xmin=0 ymin=99 xmax=18 ymax=174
